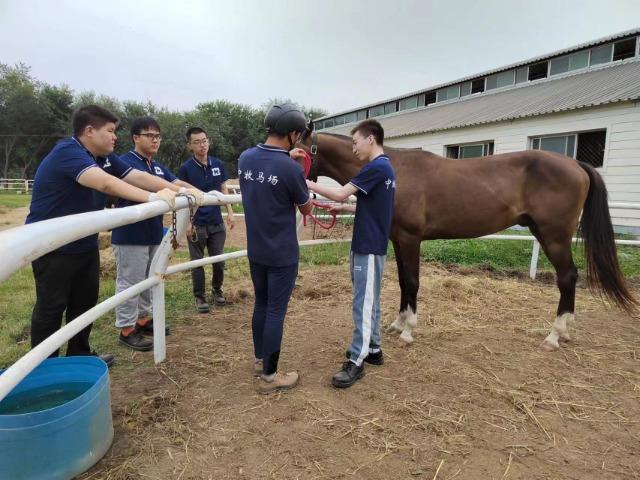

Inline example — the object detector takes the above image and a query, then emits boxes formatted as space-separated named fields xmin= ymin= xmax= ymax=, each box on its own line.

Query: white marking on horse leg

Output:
xmin=387 ymin=310 xmax=407 ymax=333
xmin=541 ymin=313 xmax=574 ymax=351
xmin=399 ymin=307 xmax=417 ymax=344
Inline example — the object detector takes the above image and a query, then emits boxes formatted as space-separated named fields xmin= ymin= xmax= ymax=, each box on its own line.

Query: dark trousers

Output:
xmin=249 ymin=261 xmax=298 ymax=375
xmin=188 ymin=223 xmax=226 ymax=298
xmin=30 ymin=249 xmax=100 ymax=357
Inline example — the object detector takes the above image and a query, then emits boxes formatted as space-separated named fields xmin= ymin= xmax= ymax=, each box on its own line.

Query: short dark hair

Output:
xmin=350 ymin=119 xmax=384 ymax=146
xmin=186 ymin=126 xmax=207 ymax=141
xmin=130 ymin=117 xmax=161 ymax=138
xmin=72 ymin=105 xmax=119 ymax=137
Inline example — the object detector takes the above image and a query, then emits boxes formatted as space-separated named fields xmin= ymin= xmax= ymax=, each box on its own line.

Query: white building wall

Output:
xmin=384 ymin=101 xmax=640 ymax=228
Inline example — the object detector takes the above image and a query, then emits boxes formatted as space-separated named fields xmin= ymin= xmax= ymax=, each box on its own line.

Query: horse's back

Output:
xmin=386 ymin=148 xmax=590 ymax=240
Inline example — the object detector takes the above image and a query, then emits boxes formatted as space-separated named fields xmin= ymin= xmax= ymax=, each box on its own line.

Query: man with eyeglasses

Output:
xmin=178 ymin=127 xmax=235 ymax=313
xmin=111 ymin=117 xmax=200 ymax=351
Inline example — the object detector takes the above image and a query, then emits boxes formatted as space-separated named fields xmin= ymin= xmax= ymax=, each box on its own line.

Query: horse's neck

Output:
xmin=319 ymin=137 xmax=363 ymax=185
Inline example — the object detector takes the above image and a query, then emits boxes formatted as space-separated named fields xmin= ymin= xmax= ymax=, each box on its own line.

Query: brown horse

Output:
xmin=299 ymin=129 xmax=637 ymax=351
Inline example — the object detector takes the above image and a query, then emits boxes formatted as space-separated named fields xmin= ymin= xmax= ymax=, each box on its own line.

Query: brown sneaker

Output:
xmin=258 ymin=371 xmax=299 ymax=394
xmin=253 ymin=359 xmax=263 ymax=377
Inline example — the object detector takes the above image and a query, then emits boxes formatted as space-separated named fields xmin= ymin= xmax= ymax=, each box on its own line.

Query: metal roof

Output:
xmin=316 ymin=27 xmax=640 ymax=121
xmin=321 ymin=59 xmax=640 ymax=139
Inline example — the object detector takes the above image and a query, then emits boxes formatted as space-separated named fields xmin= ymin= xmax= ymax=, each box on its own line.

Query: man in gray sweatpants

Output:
xmin=111 ymin=117 xmax=198 ymax=351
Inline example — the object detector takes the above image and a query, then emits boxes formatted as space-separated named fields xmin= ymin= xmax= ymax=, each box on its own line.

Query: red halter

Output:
xmin=298 ymin=149 xmax=337 ymax=230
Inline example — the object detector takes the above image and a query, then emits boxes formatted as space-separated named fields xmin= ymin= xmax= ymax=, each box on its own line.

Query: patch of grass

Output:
xmin=417 ymin=237 xmax=640 ymax=277
xmin=0 ymin=192 xmax=31 ymax=208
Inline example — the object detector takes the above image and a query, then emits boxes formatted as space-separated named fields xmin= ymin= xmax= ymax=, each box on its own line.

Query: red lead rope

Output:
xmin=299 ymin=150 xmax=337 ymax=230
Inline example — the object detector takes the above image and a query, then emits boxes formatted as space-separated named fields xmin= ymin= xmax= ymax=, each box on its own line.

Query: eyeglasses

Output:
xmin=190 ymin=139 xmax=209 ymax=146
xmin=136 ymin=133 xmax=162 ymax=141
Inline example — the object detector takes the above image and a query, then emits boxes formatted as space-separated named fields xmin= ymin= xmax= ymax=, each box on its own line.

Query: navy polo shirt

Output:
xmin=238 ymin=144 xmax=310 ymax=267
xmin=110 ymin=150 xmax=177 ymax=246
xmin=349 ymin=155 xmax=395 ymax=255
xmin=26 ymin=137 xmax=132 ymax=254
xmin=177 ymin=156 xmax=228 ymax=226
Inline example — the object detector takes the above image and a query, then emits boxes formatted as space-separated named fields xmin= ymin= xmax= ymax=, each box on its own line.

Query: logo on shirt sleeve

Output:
xmin=154 ymin=166 xmax=164 ymax=176
xmin=212 ymin=167 xmax=220 ymax=176
xmin=385 ymin=178 xmax=396 ymax=189
xmin=104 ymin=158 xmax=111 ymax=168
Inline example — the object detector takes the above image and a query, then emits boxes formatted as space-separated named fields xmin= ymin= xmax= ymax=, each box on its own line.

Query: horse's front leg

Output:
xmin=390 ymin=238 xmax=421 ymax=344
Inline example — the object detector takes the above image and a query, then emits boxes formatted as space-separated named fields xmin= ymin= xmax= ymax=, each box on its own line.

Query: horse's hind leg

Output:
xmin=530 ymin=224 xmax=577 ymax=351
xmin=389 ymin=237 xmax=420 ymax=344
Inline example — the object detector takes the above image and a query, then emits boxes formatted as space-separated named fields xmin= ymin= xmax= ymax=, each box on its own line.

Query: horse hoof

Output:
xmin=540 ymin=340 xmax=559 ymax=352
xmin=399 ymin=331 xmax=414 ymax=344
xmin=559 ymin=335 xmax=571 ymax=343
xmin=386 ymin=324 xmax=402 ymax=334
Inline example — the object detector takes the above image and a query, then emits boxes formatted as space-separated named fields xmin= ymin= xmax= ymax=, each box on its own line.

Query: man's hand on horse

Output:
xmin=289 ymin=148 xmax=306 ymax=160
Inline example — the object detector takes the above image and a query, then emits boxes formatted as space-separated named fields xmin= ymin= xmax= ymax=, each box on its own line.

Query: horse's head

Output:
xmin=297 ymin=121 xmax=320 ymax=181
xmin=296 ymin=123 xmax=363 ymax=185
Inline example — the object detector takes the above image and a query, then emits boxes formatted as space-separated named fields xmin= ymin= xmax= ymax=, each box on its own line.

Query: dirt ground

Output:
xmin=79 ymin=258 xmax=640 ymax=480
xmin=0 ymin=206 xmax=28 ymax=231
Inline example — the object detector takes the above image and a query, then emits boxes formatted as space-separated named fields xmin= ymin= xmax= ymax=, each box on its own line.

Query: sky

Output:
xmin=1 ymin=0 xmax=639 ymax=115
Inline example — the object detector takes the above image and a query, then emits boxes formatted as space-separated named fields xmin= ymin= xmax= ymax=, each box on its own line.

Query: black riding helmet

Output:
xmin=264 ymin=103 xmax=307 ymax=136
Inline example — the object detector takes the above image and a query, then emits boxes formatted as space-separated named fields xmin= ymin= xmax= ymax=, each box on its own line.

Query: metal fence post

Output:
xmin=150 ymin=207 xmax=190 ymax=364
xmin=529 ymin=240 xmax=541 ymax=280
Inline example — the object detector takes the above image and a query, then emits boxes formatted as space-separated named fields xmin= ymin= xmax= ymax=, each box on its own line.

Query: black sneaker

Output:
xmin=119 ymin=330 xmax=153 ymax=351
xmin=332 ymin=361 xmax=364 ymax=388
xmin=212 ymin=289 xmax=226 ymax=306
xmin=89 ymin=351 xmax=115 ymax=368
xmin=135 ymin=319 xmax=170 ymax=337
xmin=196 ymin=296 xmax=210 ymax=313
xmin=345 ymin=349 xmax=384 ymax=366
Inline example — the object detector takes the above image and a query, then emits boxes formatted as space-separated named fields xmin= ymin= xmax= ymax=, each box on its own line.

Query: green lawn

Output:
xmin=0 ymin=192 xmax=31 ymax=208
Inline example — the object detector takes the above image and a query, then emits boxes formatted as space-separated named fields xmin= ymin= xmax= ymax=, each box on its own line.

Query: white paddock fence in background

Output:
xmin=0 ymin=178 xmax=33 ymax=193
xmin=0 ymin=193 xmax=639 ymax=403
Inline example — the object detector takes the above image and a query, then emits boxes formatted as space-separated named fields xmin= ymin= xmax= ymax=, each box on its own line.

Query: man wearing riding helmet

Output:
xmin=238 ymin=103 xmax=312 ymax=394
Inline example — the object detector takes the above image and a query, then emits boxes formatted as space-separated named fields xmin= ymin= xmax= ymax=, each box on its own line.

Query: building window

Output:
xmin=357 ymin=110 xmax=367 ymax=121
xmin=384 ymin=101 xmax=398 ymax=115
xmin=590 ymin=44 xmax=612 ymax=65
xmin=613 ymin=37 xmax=636 ymax=61
xmin=515 ymin=67 xmax=528 ymax=84
xmin=531 ymin=130 xmax=606 ymax=167
xmin=315 ymin=120 xmax=324 ymax=130
xmin=550 ymin=50 xmax=589 ymax=76
xmin=425 ymin=90 xmax=437 ymax=106
xmin=369 ymin=105 xmax=385 ymax=118
xmin=436 ymin=85 xmax=460 ymax=102
xmin=460 ymin=81 xmax=472 ymax=97
xmin=344 ymin=112 xmax=358 ymax=124
xmin=334 ymin=116 xmax=345 ymax=126
xmin=399 ymin=96 xmax=418 ymax=111
xmin=324 ymin=118 xmax=334 ymax=128
xmin=528 ymin=61 xmax=548 ymax=81
xmin=446 ymin=142 xmax=494 ymax=159
xmin=471 ymin=78 xmax=485 ymax=94
xmin=486 ymin=70 xmax=515 ymax=90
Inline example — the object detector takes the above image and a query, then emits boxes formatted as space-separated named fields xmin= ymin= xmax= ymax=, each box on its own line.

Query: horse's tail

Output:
xmin=577 ymin=161 xmax=638 ymax=314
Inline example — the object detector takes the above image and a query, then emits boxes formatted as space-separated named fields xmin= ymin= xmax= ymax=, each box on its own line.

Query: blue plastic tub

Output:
xmin=0 ymin=356 xmax=114 ymax=480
